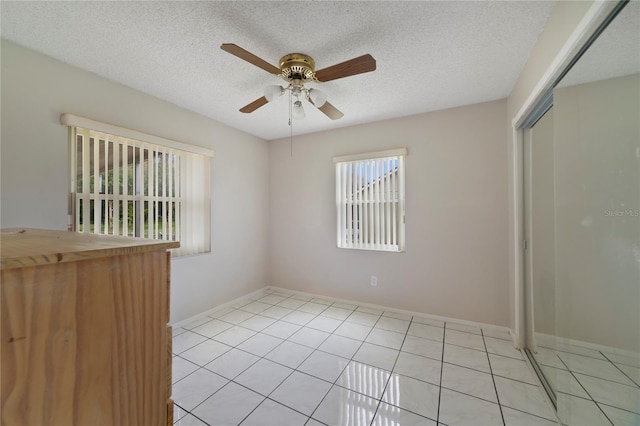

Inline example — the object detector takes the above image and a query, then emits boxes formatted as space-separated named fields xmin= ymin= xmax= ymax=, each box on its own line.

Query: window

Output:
xmin=62 ymin=114 xmax=214 ymax=256
xmin=334 ymin=148 xmax=407 ymax=252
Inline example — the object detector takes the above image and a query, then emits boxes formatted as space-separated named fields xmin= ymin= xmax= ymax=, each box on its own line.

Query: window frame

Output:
xmin=62 ymin=114 xmax=214 ymax=257
xmin=333 ymin=148 xmax=407 ymax=252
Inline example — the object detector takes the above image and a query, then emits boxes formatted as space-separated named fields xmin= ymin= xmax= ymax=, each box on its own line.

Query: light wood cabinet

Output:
xmin=1 ymin=229 xmax=179 ymax=426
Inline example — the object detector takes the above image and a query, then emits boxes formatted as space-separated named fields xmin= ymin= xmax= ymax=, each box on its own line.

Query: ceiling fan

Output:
xmin=220 ymin=43 xmax=376 ymax=120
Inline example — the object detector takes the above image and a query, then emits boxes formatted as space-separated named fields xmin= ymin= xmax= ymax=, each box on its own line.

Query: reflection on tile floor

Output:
xmin=172 ymin=288 xmax=557 ymax=426
xmin=531 ymin=336 xmax=640 ymax=426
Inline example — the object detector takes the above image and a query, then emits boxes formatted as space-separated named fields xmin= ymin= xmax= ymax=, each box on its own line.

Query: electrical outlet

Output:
xmin=370 ymin=275 xmax=378 ymax=286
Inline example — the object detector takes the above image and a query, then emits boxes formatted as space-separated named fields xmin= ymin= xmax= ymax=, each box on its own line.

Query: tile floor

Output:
xmin=531 ymin=338 xmax=640 ymax=426
xmin=171 ymin=288 xmax=558 ymax=426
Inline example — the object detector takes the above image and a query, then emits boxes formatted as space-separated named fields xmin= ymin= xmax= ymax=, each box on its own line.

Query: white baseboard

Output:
xmin=534 ymin=332 xmax=640 ymax=359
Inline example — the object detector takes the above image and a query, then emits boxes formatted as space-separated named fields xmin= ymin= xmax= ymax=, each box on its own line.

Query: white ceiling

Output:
xmin=1 ymin=1 xmax=555 ymax=141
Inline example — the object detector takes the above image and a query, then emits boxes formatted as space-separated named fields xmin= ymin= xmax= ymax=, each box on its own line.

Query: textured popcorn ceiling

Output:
xmin=1 ymin=1 xmax=556 ymax=141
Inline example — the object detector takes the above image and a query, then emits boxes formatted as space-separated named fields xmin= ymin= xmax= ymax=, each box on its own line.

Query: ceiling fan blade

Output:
xmin=240 ymin=96 xmax=268 ymax=113
xmin=314 ymin=54 xmax=376 ymax=82
xmin=220 ymin=43 xmax=281 ymax=75
xmin=317 ymin=101 xmax=344 ymax=120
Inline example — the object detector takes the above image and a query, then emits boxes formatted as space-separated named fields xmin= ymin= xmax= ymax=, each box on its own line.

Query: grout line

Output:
xmin=557 ymin=356 xmax=615 ymax=426
xmin=600 ymin=351 xmax=640 ymax=388
xmin=481 ymin=329 xmax=506 ymax=426
xmin=436 ymin=323 xmax=446 ymax=425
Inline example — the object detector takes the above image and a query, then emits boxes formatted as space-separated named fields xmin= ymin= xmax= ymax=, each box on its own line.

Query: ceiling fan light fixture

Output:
xmin=264 ymin=85 xmax=284 ymax=102
xmin=292 ymin=100 xmax=305 ymax=119
xmin=308 ymin=88 xmax=327 ymax=108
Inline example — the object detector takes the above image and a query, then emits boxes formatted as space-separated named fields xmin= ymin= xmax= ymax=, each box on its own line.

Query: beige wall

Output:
xmin=553 ymin=74 xmax=640 ymax=352
xmin=0 ymin=40 xmax=269 ymax=323
xmin=268 ymin=100 xmax=510 ymax=326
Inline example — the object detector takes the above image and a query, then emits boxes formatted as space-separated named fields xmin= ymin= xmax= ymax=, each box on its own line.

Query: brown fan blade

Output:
xmin=314 ymin=54 xmax=376 ymax=82
xmin=316 ymin=101 xmax=344 ymax=120
xmin=221 ymin=43 xmax=281 ymax=75
xmin=240 ymin=96 xmax=268 ymax=113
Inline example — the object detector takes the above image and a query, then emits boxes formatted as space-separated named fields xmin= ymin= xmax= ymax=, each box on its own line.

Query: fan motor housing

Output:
xmin=280 ymin=53 xmax=315 ymax=81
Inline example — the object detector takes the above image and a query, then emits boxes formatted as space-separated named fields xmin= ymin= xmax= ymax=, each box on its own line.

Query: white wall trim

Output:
xmin=508 ymin=0 xmax=617 ymax=349
xmin=333 ymin=148 xmax=408 ymax=163
xmin=534 ymin=333 xmax=640 ymax=360
xmin=173 ymin=285 xmax=513 ymax=337
xmin=60 ymin=113 xmax=215 ymax=157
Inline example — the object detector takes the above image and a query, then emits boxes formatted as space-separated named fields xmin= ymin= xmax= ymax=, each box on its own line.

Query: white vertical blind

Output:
xmin=334 ymin=149 xmax=406 ymax=252
xmin=69 ymin=125 xmax=212 ymax=256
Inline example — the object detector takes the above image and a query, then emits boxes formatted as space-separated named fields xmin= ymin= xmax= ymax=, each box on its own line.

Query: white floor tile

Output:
xmin=312 ymin=385 xmax=378 ymax=426
xmin=408 ymin=323 xmax=444 ymax=342
xmin=443 ymin=343 xmax=490 ymax=373
xmin=446 ymin=322 xmax=481 ymax=335
xmin=599 ymin=403 xmax=640 ymax=426
xmin=346 ymin=311 xmax=380 ymax=327
xmin=557 ymin=352 xmax=637 ymax=386
xmin=353 ymin=343 xmax=399 ymax=371
xmin=393 ymin=352 xmax=441 ymax=385
xmin=192 ymin=382 xmax=264 ymax=425
xmin=306 ymin=316 xmax=343 ymax=333
xmin=555 ymin=342 xmax=606 ymax=360
xmin=259 ymin=294 xmax=287 ymax=305
xmin=172 ymin=368 xmax=229 ymax=411
xmin=219 ymin=309 xmax=256 ymax=325
xmin=281 ymin=310 xmax=317 ymax=326
xmin=482 ymin=328 xmax=512 ymax=341
xmin=318 ymin=334 xmax=362 ymax=359
xmin=305 ymin=418 xmax=325 ymax=426
xmin=212 ymin=326 xmax=257 ymax=347
xmin=265 ymin=340 xmax=314 ymax=369
xmin=402 ymin=335 xmax=443 ymax=360
xmin=173 ymin=403 xmax=188 ymax=422
xmin=239 ymin=301 xmax=272 ymax=314
xmin=208 ymin=306 xmax=235 ymax=318
xmin=310 ymin=297 xmax=334 ymax=305
xmin=336 ymin=361 xmax=391 ymax=399
xmin=382 ymin=311 xmax=413 ymax=321
xmin=261 ymin=306 xmax=294 ymax=320
xmin=502 ymin=407 xmax=558 ymax=426
xmin=320 ymin=306 xmax=353 ymax=321
xmin=173 ymin=356 xmax=199 ymax=383
xmin=173 ymin=330 xmax=208 ymax=354
xmin=262 ymin=321 xmax=302 ymax=339
xmin=270 ymin=371 xmax=332 ymax=416
xmin=173 ymin=413 xmax=208 ymax=426
xmin=234 ymin=358 xmax=293 ymax=396
xmin=494 ymin=376 xmax=556 ymax=421
xmin=180 ymin=339 xmax=232 ymax=366
xmin=205 ymin=348 xmax=260 ymax=380
xmin=231 ymin=298 xmax=252 ymax=309
xmin=489 ymin=353 xmax=537 ymax=384
xmin=556 ymin=392 xmax=612 ymax=426
xmin=412 ymin=316 xmax=445 ymax=328
xmin=541 ymin=366 xmax=590 ymax=399
xmin=241 ymin=398 xmax=308 ymax=426
xmin=485 ymin=336 xmax=524 ymax=360
xmin=603 ymin=352 xmax=640 ymax=368
xmin=191 ymin=319 xmax=234 ymax=337
xmin=172 ymin=327 xmax=187 ymax=337
xmin=616 ymin=363 xmax=640 ymax=386
xmin=438 ymin=388 xmax=502 ymax=426
xmin=365 ymin=328 xmax=405 ymax=350
xmin=382 ymin=374 xmax=440 ymax=421
xmin=332 ymin=302 xmax=358 ymax=311
xmin=441 ymin=363 xmax=497 ymax=403
xmin=372 ymin=402 xmax=437 ymax=426
xmin=375 ymin=316 xmax=411 ymax=334
xmin=291 ymin=294 xmax=313 ymax=302
xmin=444 ymin=329 xmax=485 ymax=351
xmin=533 ymin=347 xmax=565 ymax=369
xmin=298 ymin=302 xmax=329 ymax=315
xmin=574 ymin=373 xmax=640 ymax=414
xmin=334 ymin=322 xmax=373 ymax=341
xmin=238 ymin=315 xmax=277 ymax=332
xmin=182 ymin=316 xmax=213 ymax=330
xmin=356 ymin=306 xmax=384 ymax=315
xmin=299 ymin=350 xmax=350 ymax=382
xmin=237 ymin=333 xmax=284 ymax=357
xmin=277 ymin=298 xmax=307 ymax=310
xmin=288 ymin=327 xmax=331 ymax=349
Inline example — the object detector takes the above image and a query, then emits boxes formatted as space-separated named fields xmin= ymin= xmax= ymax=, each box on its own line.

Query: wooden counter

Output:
xmin=1 ymin=228 xmax=179 ymax=426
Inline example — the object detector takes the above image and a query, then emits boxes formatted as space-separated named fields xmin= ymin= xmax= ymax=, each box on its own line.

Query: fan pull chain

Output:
xmin=289 ymin=90 xmax=293 ymax=157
